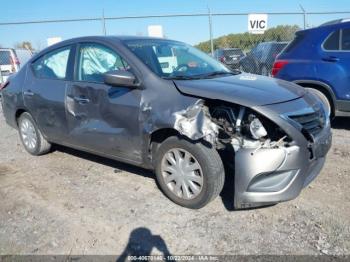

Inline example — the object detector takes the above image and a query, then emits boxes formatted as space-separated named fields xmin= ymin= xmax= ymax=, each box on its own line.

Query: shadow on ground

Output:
xmin=332 ymin=117 xmax=350 ymax=130
xmin=53 ymin=145 xmax=262 ymax=212
xmin=53 ymin=144 xmax=154 ymax=179
xmin=117 ymin=227 xmax=173 ymax=262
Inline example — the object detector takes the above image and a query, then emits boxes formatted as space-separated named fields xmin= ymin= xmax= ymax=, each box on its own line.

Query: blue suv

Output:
xmin=272 ymin=19 xmax=350 ymax=117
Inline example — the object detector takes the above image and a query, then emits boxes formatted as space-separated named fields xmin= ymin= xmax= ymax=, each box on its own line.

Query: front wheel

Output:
xmin=155 ymin=136 xmax=225 ymax=209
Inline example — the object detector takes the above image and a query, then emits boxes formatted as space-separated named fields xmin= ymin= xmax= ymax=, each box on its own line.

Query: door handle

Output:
xmin=322 ymin=56 xmax=339 ymax=62
xmin=24 ymin=90 xmax=34 ymax=96
xmin=73 ymin=96 xmax=90 ymax=104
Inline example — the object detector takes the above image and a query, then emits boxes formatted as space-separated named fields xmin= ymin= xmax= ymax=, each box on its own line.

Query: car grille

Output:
xmin=289 ymin=109 xmax=325 ymax=140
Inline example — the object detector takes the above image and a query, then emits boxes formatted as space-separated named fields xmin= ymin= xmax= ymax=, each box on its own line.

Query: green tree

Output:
xmin=14 ymin=41 xmax=34 ymax=51
xmin=195 ymin=25 xmax=301 ymax=53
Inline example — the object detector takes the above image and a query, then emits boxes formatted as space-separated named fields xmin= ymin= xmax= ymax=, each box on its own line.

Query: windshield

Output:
xmin=123 ymin=39 xmax=236 ymax=79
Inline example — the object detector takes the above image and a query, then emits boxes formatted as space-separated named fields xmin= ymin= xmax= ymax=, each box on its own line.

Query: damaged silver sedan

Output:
xmin=1 ymin=36 xmax=332 ymax=209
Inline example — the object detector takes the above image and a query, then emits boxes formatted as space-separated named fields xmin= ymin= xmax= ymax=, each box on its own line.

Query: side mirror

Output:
xmin=104 ymin=70 xmax=139 ymax=88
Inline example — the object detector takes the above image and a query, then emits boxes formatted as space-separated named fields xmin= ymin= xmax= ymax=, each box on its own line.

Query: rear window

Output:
xmin=223 ymin=49 xmax=244 ymax=56
xmin=283 ymin=33 xmax=305 ymax=53
xmin=274 ymin=43 xmax=288 ymax=53
xmin=0 ymin=51 xmax=11 ymax=64
xmin=341 ymin=28 xmax=350 ymax=50
xmin=323 ymin=30 xmax=340 ymax=50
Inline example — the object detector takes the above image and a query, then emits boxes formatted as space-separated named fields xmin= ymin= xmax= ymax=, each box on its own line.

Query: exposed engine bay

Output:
xmin=173 ymin=99 xmax=290 ymax=152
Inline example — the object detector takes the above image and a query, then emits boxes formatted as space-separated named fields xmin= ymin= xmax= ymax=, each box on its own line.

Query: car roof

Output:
xmin=31 ymin=35 xmax=182 ymax=62
xmin=0 ymin=48 xmax=15 ymax=51
xmin=320 ymin=18 xmax=350 ymax=27
xmin=258 ymin=41 xmax=289 ymax=45
xmin=298 ymin=19 xmax=350 ymax=34
xmin=217 ymin=48 xmax=242 ymax=50
xmin=49 ymin=35 xmax=177 ymax=47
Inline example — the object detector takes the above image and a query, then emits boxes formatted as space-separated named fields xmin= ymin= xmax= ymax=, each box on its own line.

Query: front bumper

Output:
xmin=233 ymin=98 xmax=332 ymax=209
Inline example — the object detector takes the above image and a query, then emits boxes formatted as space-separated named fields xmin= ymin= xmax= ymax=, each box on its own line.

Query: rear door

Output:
xmin=321 ymin=27 xmax=350 ymax=103
xmin=65 ymin=42 xmax=142 ymax=162
xmin=24 ymin=45 xmax=75 ymax=142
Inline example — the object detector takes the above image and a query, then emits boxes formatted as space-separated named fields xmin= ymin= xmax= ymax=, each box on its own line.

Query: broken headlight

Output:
xmin=248 ymin=115 xmax=267 ymax=140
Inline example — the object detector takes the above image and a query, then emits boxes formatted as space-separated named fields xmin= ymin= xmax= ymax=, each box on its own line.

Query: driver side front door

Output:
xmin=65 ymin=42 xmax=143 ymax=164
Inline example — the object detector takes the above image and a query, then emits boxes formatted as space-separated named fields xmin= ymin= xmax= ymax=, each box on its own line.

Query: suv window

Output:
xmin=32 ymin=46 xmax=71 ymax=80
xmin=284 ymin=33 xmax=305 ymax=53
xmin=341 ymin=28 xmax=350 ymax=50
xmin=323 ymin=30 xmax=340 ymax=51
xmin=0 ymin=50 xmax=11 ymax=64
xmin=78 ymin=43 xmax=129 ymax=83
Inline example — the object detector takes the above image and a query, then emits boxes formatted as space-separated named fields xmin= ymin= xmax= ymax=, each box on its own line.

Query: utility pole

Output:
xmin=208 ymin=6 xmax=214 ymax=56
xmin=102 ymin=9 xmax=107 ymax=35
xmin=299 ymin=4 xmax=307 ymax=29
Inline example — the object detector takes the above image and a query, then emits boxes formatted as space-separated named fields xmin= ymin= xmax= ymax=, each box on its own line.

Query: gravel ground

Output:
xmin=0 ymin=106 xmax=349 ymax=256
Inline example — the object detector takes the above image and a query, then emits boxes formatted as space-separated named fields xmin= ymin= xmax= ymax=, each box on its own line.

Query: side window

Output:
xmin=78 ymin=44 xmax=129 ymax=83
xmin=341 ymin=28 xmax=350 ymax=50
xmin=32 ymin=46 xmax=71 ymax=80
xmin=323 ymin=30 xmax=340 ymax=51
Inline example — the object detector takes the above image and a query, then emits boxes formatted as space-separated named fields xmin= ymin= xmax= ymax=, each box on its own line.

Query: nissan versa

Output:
xmin=0 ymin=36 xmax=332 ymax=209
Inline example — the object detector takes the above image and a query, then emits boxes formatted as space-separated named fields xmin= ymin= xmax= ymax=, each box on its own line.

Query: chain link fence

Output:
xmin=0 ymin=11 xmax=349 ymax=83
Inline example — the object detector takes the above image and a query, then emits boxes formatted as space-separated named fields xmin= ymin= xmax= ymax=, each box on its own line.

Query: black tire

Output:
xmin=18 ymin=112 xmax=51 ymax=156
xmin=155 ymin=136 xmax=225 ymax=209
xmin=261 ymin=65 xmax=270 ymax=76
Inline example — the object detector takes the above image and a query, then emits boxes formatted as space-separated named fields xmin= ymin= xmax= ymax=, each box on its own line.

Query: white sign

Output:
xmin=248 ymin=14 xmax=268 ymax=34
xmin=47 ymin=37 xmax=62 ymax=46
xmin=148 ymin=25 xmax=164 ymax=38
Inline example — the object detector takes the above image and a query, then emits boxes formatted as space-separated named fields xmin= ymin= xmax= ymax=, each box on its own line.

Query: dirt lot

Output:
xmin=0 ymin=106 xmax=349 ymax=256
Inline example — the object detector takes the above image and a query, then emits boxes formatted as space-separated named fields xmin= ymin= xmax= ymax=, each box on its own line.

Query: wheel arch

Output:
xmin=293 ymin=80 xmax=337 ymax=113
xmin=15 ymin=107 xmax=30 ymax=127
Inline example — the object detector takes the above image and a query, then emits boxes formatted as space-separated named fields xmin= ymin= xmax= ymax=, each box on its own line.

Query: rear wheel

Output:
xmin=155 ymin=136 xmax=225 ymax=209
xmin=18 ymin=112 xmax=51 ymax=156
xmin=305 ymin=88 xmax=332 ymax=117
xmin=261 ymin=65 xmax=271 ymax=76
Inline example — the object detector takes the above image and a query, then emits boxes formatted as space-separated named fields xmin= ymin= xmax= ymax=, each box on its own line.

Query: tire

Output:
xmin=155 ymin=136 xmax=225 ymax=209
xmin=261 ymin=65 xmax=270 ymax=76
xmin=18 ymin=112 xmax=51 ymax=156
xmin=305 ymin=88 xmax=332 ymax=117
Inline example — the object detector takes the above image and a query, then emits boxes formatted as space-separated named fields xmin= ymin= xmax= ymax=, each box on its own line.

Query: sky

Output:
xmin=0 ymin=0 xmax=350 ymax=49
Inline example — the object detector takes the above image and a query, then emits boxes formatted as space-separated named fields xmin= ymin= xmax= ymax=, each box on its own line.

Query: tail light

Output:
xmin=0 ymin=80 xmax=10 ymax=91
xmin=9 ymin=56 xmax=20 ymax=72
xmin=272 ymin=60 xmax=289 ymax=77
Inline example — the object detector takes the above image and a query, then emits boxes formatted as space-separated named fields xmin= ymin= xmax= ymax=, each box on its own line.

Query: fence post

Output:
xmin=102 ymin=9 xmax=107 ymax=35
xmin=299 ymin=5 xmax=307 ymax=29
xmin=207 ymin=7 xmax=214 ymax=56
xmin=0 ymin=58 xmax=3 ymax=84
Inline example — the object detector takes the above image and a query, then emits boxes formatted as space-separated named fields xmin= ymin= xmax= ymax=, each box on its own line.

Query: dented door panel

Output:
xmin=66 ymin=82 xmax=142 ymax=162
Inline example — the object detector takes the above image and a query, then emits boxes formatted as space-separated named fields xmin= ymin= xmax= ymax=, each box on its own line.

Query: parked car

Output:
xmin=240 ymin=42 xmax=288 ymax=76
xmin=272 ymin=19 xmax=350 ymax=117
xmin=0 ymin=48 xmax=20 ymax=83
xmin=213 ymin=48 xmax=245 ymax=69
xmin=1 ymin=36 xmax=331 ymax=209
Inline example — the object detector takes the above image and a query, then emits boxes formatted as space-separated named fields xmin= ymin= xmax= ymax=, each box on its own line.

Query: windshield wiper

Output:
xmin=163 ymin=75 xmax=200 ymax=80
xmin=203 ymin=70 xmax=240 ymax=77
xmin=190 ymin=70 xmax=239 ymax=79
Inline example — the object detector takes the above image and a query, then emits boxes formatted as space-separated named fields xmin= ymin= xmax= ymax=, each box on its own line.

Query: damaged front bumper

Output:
xmin=233 ymin=102 xmax=332 ymax=209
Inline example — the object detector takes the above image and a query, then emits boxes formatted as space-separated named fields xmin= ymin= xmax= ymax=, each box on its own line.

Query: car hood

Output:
xmin=173 ymin=74 xmax=305 ymax=107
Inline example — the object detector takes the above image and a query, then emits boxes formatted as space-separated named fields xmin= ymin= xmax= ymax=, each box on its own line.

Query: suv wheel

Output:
xmin=155 ymin=136 xmax=225 ymax=209
xmin=305 ymin=88 xmax=332 ymax=117
xmin=18 ymin=112 xmax=51 ymax=155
